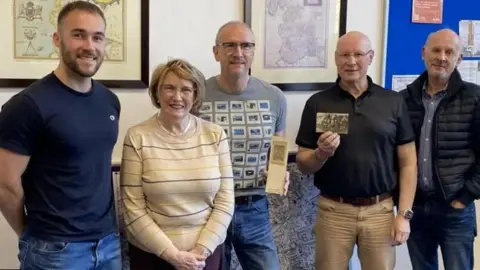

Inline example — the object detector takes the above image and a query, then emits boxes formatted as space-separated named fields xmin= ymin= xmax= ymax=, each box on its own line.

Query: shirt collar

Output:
xmin=422 ymin=81 xmax=447 ymax=98
xmin=335 ymin=76 xmax=374 ymax=99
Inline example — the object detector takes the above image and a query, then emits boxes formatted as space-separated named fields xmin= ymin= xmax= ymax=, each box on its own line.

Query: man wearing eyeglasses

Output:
xmin=295 ymin=31 xmax=417 ymax=269
xmin=199 ymin=21 xmax=288 ymax=270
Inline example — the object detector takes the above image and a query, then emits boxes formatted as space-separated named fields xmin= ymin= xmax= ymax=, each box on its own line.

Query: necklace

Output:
xmin=156 ymin=113 xmax=192 ymax=137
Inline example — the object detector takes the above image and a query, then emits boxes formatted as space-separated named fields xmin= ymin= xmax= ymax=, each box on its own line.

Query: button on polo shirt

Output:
xmin=296 ymin=77 xmax=415 ymax=198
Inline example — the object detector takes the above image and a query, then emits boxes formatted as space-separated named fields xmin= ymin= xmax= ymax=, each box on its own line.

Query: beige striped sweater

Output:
xmin=120 ymin=114 xmax=234 ymax=256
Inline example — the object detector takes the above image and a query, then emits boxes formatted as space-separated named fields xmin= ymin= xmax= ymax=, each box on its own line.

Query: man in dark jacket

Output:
xmin=400 ymin=28 xmax=480 ymax=270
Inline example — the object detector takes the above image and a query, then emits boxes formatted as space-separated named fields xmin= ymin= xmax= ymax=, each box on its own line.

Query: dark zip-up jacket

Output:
xmin=400 ymin=69 xmax=480 ymax=206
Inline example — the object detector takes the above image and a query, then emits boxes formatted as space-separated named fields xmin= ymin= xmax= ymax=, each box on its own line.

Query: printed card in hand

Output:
xmin=265 ymin=136 xmax=289 ymax=195
xmin=316 ymin=112 xmax=349 ymax=134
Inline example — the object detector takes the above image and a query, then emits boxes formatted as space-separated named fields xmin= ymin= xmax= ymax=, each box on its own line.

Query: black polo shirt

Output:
xmin=295 ymin=77 xmax=415 ymax=198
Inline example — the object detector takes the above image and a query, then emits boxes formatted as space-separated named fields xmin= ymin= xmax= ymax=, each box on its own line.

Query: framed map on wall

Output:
xmin=244 ymin=0 xmax=348 ymax=91
xmin=0 ymin=0 xmax=150 ymax=89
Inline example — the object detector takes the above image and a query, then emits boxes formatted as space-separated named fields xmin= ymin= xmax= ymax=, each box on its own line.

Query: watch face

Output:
xmin=404 ymin=209 xmax=414 ymax=219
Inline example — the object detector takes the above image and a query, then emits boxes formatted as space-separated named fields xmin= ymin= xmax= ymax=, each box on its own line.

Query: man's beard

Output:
xmin=60 ymin=42 xmax=104 ymax=77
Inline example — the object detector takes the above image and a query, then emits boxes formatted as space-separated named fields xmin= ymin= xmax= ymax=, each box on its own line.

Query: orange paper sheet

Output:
xmin=412 ymin=0 xmax=443 ymax=24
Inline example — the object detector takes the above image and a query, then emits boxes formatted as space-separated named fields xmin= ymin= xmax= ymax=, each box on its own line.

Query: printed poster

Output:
xmin=412 ymin=0 xmax=443 ymax=24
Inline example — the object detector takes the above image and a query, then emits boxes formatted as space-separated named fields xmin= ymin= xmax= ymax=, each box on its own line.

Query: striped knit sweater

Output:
xmin=120 ymin=114 xmax=234 ymax=256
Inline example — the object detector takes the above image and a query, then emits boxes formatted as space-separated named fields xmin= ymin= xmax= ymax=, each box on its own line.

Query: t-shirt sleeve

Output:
xmin=395 ymin=98 xmax=415 ymax=145
xmin=112 ymin=91 xmax=121 ymax=117
xmin=295 ymin=98 xmax=318 ymax=149
xmin=275 ymin=88 xmax=287 ymax=133
xmin=0 ymin=94 xmax=43 ymax=156
xmin=112 ymin=93 xmax=122 ymax=118
xmin=103 ymin=86 xmax=121 ymax=118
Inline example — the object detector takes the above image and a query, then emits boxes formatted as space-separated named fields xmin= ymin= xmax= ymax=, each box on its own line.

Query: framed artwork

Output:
xmin=244 ymin=0 xmax=348 ymax=91
xmin=0 ymin=0 xmax=149 ymax=89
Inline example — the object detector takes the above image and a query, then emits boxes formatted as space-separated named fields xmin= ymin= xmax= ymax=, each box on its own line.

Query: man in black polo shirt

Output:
xmin=295 ymin=31 xmax=417 ymax=270
xmin=0 ymin=2 xmax=121 ymax=269
xmin=401 ymin=29 xmax=480 ymax=270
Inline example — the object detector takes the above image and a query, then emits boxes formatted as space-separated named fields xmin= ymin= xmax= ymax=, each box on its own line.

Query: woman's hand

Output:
xmin=162 ymin=246 xmax=206 ymax=270
xmin=171 ymin=250 xmax=206 ymax=270
xmin=189 ymin=244 xmax=211 ymax=258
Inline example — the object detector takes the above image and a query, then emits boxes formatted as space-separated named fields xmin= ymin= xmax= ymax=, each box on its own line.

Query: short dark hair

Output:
xmin=57 ymin=1 xmax=106 ymax=29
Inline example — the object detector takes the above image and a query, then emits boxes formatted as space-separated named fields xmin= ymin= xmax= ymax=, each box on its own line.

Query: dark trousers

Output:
xmin=129 ymin=243 xmax=223 ymax=270
xmin=407 ymin=199 xmax=477 ymax=270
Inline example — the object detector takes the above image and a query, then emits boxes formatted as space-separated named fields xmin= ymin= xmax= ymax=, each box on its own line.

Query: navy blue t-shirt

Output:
xmin=0 ymin=72 xmax=120 ymax=241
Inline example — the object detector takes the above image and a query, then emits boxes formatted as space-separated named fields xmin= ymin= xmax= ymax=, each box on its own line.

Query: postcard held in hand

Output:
xmin=265 ymin=136 xmax=289 ymax=195
xmin=316 ymin=112 xmax=349 ymax=134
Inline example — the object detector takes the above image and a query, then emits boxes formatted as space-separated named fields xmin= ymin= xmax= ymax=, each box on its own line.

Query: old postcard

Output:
xmin=270 ymin=139 xmax=288 ymax=166
xmin=316 ymin=112 xmax=349 ymax=134
xmin=265 ymin=136 xmax=289 ymax=195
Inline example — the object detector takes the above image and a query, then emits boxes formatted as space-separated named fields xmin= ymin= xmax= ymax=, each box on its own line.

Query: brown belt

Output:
xmin=322 ymin=192 xmax=391 ymax=206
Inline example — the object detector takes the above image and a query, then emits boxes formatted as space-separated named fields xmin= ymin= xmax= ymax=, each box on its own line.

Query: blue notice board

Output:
xmin=383 ymin=0 xmax=480 ymax=90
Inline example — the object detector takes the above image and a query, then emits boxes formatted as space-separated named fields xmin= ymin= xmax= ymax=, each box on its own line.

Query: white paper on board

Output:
xmin=457 ymin=60 xmax=480 ymax=84
xmin=391 ymin=75 xmax=418 ymax=92
xmin=460 ymin=20 xmax=480 ymax=57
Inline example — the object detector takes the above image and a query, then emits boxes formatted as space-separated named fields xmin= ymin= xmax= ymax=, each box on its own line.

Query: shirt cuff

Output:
xmin=196 ymin=231 xmax=220 ymax=254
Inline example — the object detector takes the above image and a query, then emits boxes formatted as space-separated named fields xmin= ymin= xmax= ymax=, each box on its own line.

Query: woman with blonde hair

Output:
xmin=120 ymin=59 xmax=234 ymax=270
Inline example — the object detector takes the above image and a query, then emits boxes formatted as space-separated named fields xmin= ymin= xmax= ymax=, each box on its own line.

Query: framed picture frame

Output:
xmin=244 ymin=0 xmax=348 ymax=91
xmin=0 ymin=0 xmax=149 ymax=89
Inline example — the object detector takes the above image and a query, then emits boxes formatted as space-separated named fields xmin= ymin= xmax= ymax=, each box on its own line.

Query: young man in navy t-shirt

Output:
xmin=0 ymin=2 xmax=121 ymax=269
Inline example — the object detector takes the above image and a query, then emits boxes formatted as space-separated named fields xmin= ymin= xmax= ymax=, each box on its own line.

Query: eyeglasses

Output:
xmin=336 ymin=50 xmax=372 ymax=60
xmin=159 ymin=84 xmax=195 ymax=97
xmin=217 ymin=42 xmax=255 ymax=53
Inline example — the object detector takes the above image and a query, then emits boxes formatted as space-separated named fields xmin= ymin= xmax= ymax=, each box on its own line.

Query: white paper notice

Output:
xmin=457 ymin=60 xmax=480 ymax=84
xmin=265 ymin=136 xmax=289 ymax=196
xmin=391 ymin=75 xmax=418 ymax=92
xmin=460 ymin=20 xmax=480 ymax=57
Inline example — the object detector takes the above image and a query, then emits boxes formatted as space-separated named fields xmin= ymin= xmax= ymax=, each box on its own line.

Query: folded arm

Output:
xmin=295 ymin=99 xmax=328 ymax=174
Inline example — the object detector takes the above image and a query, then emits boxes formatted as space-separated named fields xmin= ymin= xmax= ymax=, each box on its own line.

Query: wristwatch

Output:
xmin=399 ymin=209 xmax=414 ymax=220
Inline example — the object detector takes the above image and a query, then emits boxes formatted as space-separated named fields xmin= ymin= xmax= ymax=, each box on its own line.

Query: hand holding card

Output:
xmin=316 ymin=112 xmax=349 ymax=134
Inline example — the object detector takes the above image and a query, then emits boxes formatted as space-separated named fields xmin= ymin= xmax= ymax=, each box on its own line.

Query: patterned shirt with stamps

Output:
xmin=201 ymin=76 xmax=287 ymax=197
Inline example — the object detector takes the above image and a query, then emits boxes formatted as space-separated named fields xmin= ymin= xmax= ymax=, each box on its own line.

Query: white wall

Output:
xmin=0 ymin=0 xmax=479 ymax=269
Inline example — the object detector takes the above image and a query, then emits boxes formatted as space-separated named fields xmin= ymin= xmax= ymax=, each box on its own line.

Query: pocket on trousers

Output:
xmin=380 ymin=198 xmax=394 ymax=213
xmin=18 ymin=240 xmax=29 ymax=265
xmin=252 ymin=197 xmax=269 ymax=213
xmin=318 ymin=197 xmax=336 ymax=211
xmin=447 ymin=205 xmax=465 ymax=212
xmin=447 ymin=202 xmax=470 ymax=213
xmin=35 ymin=240 xmax=70 ymax=254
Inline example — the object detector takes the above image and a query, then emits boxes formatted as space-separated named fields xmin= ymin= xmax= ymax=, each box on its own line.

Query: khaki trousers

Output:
xmin=315 ymin=196 xmax=396 ymax=270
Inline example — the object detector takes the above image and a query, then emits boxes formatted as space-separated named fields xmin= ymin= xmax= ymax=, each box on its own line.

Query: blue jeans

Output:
xmin=18 ymin=231 xmax=122 ymax=270
xmin=407 ymin=199 xmax=477 ymax=270
xmin=223 ymin=195 xmax=281 ymax=270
